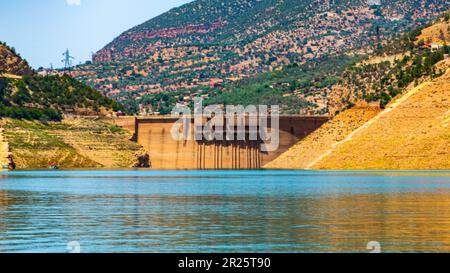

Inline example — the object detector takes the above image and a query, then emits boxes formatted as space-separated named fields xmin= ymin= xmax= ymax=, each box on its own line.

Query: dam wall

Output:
xmin=108 ymin=116 xmax=329 ymax=170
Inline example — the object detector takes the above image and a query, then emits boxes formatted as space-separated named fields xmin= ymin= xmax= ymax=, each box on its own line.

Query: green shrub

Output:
xmin=0 ymin=74 xmax=126 ymax=120
xmin=0 ymin=106 xmax=62 ymax=121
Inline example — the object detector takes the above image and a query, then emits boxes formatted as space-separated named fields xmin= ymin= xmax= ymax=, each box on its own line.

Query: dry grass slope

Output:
xmin=267 ymin=60 xmax=450 ymax=171
xmin=265 ymin=104 xmax=382 ymax=169
xmin=268 ymin=17 xmax=450 ymax=171
xmin=311 ymin=61 xmax=450 ymax=170
xmin=418 ymin=19 xmax=450 ymax=45
xmin=54 ymin=118 xmax=148 ymax=168
xmin=0 ymin=127 xmax=13 ymax=169
xmin=2 ymin=118 xmax=149 ymax=169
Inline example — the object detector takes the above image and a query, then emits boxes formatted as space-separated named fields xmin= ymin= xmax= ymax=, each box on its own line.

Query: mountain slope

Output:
xmin=94 ymin=0 xmax=449 ymax=62
xmin=72 ymin=0 xmax=450 ymax=114
xmin=265 ymin=103 xmax=382 ymax=169
xmin=312 ymin=60 xmax=450 ymax=170
xmin=0 ymin=42 xmax=33 ymax=76
xmin=267 ymin=60 xmax=450 ymax=170
xmin=267 ymin=18 xmax=450 ymax=170
xmin=0 ymin=42 xmax=126 ymax=121
xmin=328 ymin=12 xmax=450 ymax=113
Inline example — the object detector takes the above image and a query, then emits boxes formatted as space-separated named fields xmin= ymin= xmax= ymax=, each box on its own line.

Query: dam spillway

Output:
xmin=110 ymin=116 xmax=329 ymax=170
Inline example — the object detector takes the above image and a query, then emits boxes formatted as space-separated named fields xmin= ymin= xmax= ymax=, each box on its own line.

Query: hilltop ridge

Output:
xmin=0 ymin=42 xmax=33 ymax=76
xmin=0 ymin=42 xmax=126 ymax=121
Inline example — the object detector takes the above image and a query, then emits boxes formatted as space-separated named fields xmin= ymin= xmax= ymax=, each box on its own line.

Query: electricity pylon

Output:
xmin=62 ymin=49 xmax=75 ymax=72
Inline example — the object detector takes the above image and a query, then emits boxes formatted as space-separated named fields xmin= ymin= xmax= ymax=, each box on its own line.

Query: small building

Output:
xmin=209 ymin=79 xmax=223 ymax=89
xmin=420 ymin=43 xmax=444 ymax=52
xmin=210 ymin=82 xmax=222 ymax=89
xmin=431 ymin=43 xmax=444 ymax=52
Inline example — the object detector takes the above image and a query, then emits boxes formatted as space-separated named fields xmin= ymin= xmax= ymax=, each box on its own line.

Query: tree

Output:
xmin=0 ymin=78 xmax=6 ymax=97
xmin=444 ymin=13 xmax=450 ymax=22
xmin=12 ymin=81 xmax=32 ymax=105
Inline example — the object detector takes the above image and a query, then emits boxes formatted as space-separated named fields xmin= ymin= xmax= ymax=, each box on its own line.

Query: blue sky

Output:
xmin=0 ymin=0 xmax=192 ymax=68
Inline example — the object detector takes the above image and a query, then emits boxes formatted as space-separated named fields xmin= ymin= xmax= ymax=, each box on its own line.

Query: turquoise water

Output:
xmin=0 ymin=170 xmax=449 ymax=253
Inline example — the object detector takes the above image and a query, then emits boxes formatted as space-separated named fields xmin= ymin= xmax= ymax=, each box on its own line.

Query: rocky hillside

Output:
xmin=72 ymin=0 xmax=450 ymax=114
xmin=313 ymin=60 xmax=450 ymax=170
xmin=267 ymin=17 xmax=450 ymax=170
xmin=0 ymin=42 xmax=33 ymax=76
xmin=268 ymin=60 xmax=449 ymax=170
xmin=94 ymin=0 xmax=448 ymax=62
xmin=0 ymin=42 xmax=126 ymax=121
xmin=328 ymin=12 xmax=450 ymax=113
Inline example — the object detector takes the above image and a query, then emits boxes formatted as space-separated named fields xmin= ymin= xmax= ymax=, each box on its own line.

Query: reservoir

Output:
xmin=0 ymin=170 xmax=449 ymax=253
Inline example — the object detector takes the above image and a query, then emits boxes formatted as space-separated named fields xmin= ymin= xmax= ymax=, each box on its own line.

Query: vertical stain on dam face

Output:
xmin=130 ymin=116 xmax=329 ymax=170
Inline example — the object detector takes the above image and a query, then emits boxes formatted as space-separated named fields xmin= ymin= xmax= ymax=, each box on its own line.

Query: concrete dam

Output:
xmin=110 ymin=116 xmax=329 ymax=170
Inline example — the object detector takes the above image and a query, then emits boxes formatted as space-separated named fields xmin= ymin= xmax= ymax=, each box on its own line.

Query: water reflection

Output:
xmin=0 ymin=171 xmax=449 ymax=252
